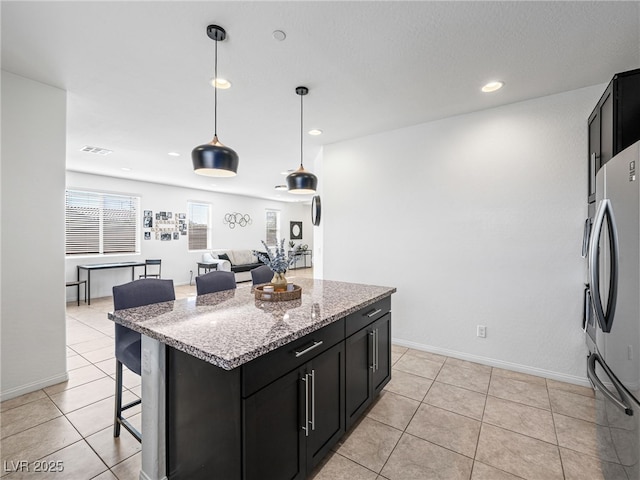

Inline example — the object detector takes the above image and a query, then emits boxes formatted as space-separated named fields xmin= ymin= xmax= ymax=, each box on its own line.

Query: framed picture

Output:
xmin=160 ymin=233 xmax=171 ymax=241
xmin=144 ymin=232 xmax=151 ymax=240
xmin=173 ymin=232 xmax=179 ymax=240
xmin=290 ymin=221 xmax=303 ymax=240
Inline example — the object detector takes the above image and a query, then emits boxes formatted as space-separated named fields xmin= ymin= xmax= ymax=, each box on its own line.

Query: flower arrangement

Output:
xmin=254 ymin=239 xmax=299 ymax=274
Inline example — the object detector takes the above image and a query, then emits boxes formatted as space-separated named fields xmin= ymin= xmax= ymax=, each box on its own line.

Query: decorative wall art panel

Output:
xmin=224 ymin=212 xmax=252 ymax=229
xmin=290 ymin=221 xmax=303 ymax=240
xmin=143 ymin=210 xmax=186 ymax=241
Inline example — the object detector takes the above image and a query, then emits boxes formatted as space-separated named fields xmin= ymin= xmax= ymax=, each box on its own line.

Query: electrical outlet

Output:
xmin=477 ymin=325 xmax=486 ymax=338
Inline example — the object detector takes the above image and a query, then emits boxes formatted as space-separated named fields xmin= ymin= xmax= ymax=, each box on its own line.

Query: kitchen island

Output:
xmin=109 ymin=277 xmax=395 ymax=480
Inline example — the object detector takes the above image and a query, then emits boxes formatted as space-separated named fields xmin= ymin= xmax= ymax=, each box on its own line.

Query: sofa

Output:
xmin=201 ymin=249 xmax=266 ymax=283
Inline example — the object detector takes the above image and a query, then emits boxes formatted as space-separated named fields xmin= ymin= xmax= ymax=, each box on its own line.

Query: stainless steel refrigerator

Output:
xmin=585 ymin=140 xmax=640 ymax=479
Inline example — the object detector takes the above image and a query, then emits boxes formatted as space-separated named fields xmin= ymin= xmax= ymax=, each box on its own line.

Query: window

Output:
xmin=265 ymin=209 xmax=280 ymax=246
xmin=65 ymin=189 xmax=139 ymax=256
xmin=188 ymin=202 xmax=211 ymax=251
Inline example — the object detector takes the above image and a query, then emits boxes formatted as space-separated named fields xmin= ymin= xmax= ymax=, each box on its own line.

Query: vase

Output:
xmin=271 ymin=271 xmax=288 ymax=291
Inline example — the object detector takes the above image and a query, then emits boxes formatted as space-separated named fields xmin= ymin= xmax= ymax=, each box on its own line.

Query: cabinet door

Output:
xmin=345 ymin=325 xmax=373 ymax=429
xmin=372 ymin=314 xmax=392 ymax=394
xmin=243 ymin=367 xmax=305 ymax=480
xmin=588 ymin=111 xmax=600 ymax=203
xmin=306 ymin=341 xmax=345 ymax=471
xmin=600 ymin=89 xmax=613 ymax=167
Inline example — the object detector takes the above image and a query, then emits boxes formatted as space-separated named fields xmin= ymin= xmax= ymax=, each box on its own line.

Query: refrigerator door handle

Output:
xmin=582 ymin=287 xmax=592 ymax=333
xmin=587 ymin=353 xmax=633 ymax=416
xmin=581 ymin=218 xmax=591 ymax=258
xmin=588 ymin=199 xmax=619 ymax=333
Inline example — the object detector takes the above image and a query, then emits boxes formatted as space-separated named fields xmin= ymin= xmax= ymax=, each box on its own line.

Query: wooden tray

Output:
xmin=254 ymin=284 xmax=302 ymax=302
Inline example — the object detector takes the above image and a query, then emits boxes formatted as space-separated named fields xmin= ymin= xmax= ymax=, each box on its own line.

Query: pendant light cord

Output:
xmin=300 ymin=91 xmax=304 ymax=168
xmin=214 ymin=37 xmax=218 ymax=137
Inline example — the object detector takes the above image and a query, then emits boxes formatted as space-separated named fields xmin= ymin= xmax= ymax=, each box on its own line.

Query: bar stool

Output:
xmin=112 ymin=278 xmax=175 ymax=442
xmin=250 ymin=265 xmax=272 ymax=285
xmin=195 ymin=271 xmax=236 ymax=295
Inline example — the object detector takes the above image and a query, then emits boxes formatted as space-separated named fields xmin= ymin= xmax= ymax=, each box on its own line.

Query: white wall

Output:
xmin=1 ymin=72 xmax=68 ymax=400
xmin=65 ymin=172 xmax=312 ymax=300
xmin=322 ymin=85 xmax=605 ymax=384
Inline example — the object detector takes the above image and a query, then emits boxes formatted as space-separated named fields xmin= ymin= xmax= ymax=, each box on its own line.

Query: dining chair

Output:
xmin=139 ymin=259 xmax=162 ymax=279
xmin=196 ymin=270 xmax=237 ymax=295
xmin=251 ymin=265 xmax=273 ymax=285
xmin=112 ymin=278 xmax=175 ymax=442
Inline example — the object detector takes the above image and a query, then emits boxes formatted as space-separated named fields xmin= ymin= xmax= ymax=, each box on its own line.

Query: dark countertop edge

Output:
xmin=109 ymin=287 xmax=396 ymax=370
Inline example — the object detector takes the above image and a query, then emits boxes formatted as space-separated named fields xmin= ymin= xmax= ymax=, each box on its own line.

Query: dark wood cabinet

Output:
xmin=588 ymin=68 xmax=640 ymax=203
xmin=243 ymin=341 xmax=345 ymax=479
xmin=243 ymin=367 xmax=305 ymax=480
xmin=345 ymin=299 xmax=392 ymax=430
xmin=166 ymin=300 xmax=391 ymax=480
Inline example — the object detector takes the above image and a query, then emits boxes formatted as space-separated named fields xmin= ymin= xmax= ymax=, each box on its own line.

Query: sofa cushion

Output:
xmin=231 ymin=250 xmax=256 ymax=266
xmin=231 ymin=263 xmax=263 ymax=273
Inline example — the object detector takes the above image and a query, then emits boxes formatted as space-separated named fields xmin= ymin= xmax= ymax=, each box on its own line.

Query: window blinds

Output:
xmin=65 ymin=190 xmax=139 ymax=255
xmin=188 ymin=202 xmax=210 ymax=251
xmin=265 ymin=210 xmax=280 ymax=246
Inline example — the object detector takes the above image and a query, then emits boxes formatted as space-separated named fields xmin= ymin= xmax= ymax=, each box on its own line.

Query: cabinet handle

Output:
xmin=366 ymin=308 xmax=382 ymax=318
xmin=310 ymin=369 xmax=316 ymax=431
xmin=295 ymin=340 xmax=324 ymax=358
xmin=374 ymin=329 xmax=379 ymax=372
xmin=369 ymin=331 xmax=375 ymax=370
xmin=301 ymin=374 xmax=309 ymax=436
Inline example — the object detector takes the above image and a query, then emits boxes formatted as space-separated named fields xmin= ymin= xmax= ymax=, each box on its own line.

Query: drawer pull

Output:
xmin=294 ymin=340 xmax=324 ymax=358
xmin=366 ymin=308 xmax=382 ymax=318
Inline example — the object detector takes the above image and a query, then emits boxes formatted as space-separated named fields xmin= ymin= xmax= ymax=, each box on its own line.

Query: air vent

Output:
xmin=80 ymin=145 xmax=113 ymax=155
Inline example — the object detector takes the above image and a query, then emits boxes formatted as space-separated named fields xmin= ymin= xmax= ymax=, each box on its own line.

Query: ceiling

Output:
xmin=2 ymin=1 xmax=639 ymax=202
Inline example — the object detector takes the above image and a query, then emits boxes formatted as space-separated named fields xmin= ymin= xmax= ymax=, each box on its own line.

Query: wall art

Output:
xmin=224 ymin=212 xmax=252 ymax=229
xmin=290 ymin=221 xmax=303 ymax=240
xmin=144 ymin=210 xmax=186 ymax=240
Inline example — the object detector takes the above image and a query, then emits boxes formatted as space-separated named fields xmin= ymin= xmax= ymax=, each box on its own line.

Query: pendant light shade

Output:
xmin=286 ymin=165 xmax=317 ymax=194
xmin=192 ymin=135 xmax=239 ymax=177
xmin=286 ymin=86 xmax=317 ymax=194
xmin=192 ymin=25 xmax=238 ymax=177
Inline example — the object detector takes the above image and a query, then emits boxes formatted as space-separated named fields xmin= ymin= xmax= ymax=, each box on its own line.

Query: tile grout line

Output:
xmin=374 ymin=355 xmax=445 ymax=478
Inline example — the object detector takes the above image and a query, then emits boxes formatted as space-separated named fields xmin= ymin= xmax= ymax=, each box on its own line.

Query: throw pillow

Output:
xmin=218 ymin=253 xmax=231 ymax=264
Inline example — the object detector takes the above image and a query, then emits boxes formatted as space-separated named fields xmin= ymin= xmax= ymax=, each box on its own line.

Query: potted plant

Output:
xmin=254 ymin=239 xmax=300 ymax=291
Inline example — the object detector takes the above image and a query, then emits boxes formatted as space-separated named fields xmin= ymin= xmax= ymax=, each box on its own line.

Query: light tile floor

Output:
xmin=1 ymin=271 xmax=628 ymax=479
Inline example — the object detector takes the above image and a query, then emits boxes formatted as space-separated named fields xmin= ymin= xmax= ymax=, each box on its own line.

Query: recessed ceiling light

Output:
xmin=168 ymin=152 xmax=180 ymax=157
xmin=80 ymin=145 xmax=113 ymax=155
xmin=481 ymin=81 xmax=504 ymax=93
xmin=210 ymin=183 xmax=218 ymax=187
xmin=275 ymin=185 xmax=288 ymax=190
xmin=273 ymin=30 xmax=286 ymax=41
xmin=210 ymin=77 xmax=231 ymax=89
xmin=308 ymin=129 xmax=323 ymax=136
xmin=280 ymin=169 xmax=295 ymax=175
xmin=121 ymin=167 xmax=131 ymax=171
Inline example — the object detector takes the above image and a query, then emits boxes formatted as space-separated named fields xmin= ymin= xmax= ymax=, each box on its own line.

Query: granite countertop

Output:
xmin=108 ymin=277 xmax=396 ymax=370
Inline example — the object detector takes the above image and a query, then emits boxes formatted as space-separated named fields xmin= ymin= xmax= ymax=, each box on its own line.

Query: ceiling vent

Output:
xmin=80 ymin=145 xmax=113 ymax=155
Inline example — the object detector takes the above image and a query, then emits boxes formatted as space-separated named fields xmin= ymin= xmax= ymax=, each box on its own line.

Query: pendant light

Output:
xmin=192 ymin=25 xmax=239 ymax=177
xmin=286 ymin=86 xmax=318 ymax=194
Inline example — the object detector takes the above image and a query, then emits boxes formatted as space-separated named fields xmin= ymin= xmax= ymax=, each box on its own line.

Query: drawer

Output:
xmin=345 ymin=296 xmax=391 ymax=337
xmin=242 ymin=318 xmax=345 ymax=397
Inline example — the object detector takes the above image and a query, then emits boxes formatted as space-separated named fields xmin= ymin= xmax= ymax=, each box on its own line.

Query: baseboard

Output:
xmin=0 ymin=372 xmax=69 ymax=402
xmin=392 ymin=337 xmax=591 ymax=388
